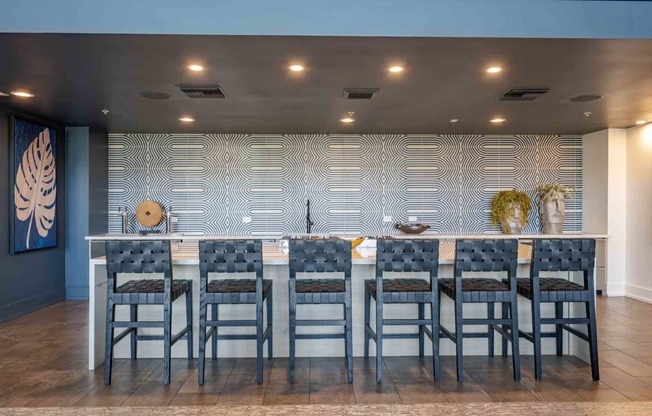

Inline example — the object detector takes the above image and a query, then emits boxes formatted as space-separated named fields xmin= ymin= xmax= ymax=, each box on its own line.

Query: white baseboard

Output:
xmin=625 ymin=283 xmax=652 ymax=304
xmin=606 ymin=282 xmax=625 ymax=297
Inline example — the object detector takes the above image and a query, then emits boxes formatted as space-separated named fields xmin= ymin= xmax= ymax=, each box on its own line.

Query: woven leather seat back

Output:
xmin=289 ymin=239 xmax=351 ymax=276
xmin=455 ymin=239 xmax=518 ymax=274
xmin=532 ymin=239 xmax=596 ymax=273
xmin=376 ymin=239 xmax=439 ymax=275
xmin=105 ymin=240 xmax=172 ymax=275
xmin=198 ymin=240 xmax=263 ymax=278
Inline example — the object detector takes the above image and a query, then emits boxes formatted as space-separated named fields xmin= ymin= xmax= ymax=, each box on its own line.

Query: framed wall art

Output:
xmin=9 ymin=116 xmax=58 ymax=254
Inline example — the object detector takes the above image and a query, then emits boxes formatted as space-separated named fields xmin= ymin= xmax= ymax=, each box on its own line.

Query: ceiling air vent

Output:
xmin=342 ymin=88 xmax=380 ymax=99
xmin=499 ymin=87 xmax=550 ymax=101
xmin=177 ymin=84 xmax=226 ymax=98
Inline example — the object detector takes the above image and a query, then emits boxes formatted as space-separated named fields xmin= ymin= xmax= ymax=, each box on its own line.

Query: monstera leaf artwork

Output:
xmin=10 ymin=118 xmax=57 ymax=253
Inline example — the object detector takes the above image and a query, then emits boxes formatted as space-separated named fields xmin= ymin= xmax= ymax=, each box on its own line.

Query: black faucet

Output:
xmin=306 ymin=199 xmax=315 ymax=234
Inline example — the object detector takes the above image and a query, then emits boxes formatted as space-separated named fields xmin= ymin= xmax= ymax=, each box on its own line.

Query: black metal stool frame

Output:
xmin=511 ymin=238 xmax=599 ymax=381
xmin=364 ymin=239 xmax=441 ymax=383
xmin=197 ymin=240 xmax=273 ymax=385
xmin=288 ymin=238 xmax=353 ymax=384
xmin=104 ymin=240 xmax=193 ymax=385
xmin=440 ymin=239 xmax=521 ymax=382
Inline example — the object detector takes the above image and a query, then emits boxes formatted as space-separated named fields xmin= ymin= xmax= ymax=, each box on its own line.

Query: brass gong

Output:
xmin=135 ymin=200 xmax=164 ymax=228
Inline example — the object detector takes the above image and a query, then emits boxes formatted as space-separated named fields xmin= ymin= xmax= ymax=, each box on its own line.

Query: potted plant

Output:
xmin=490 ymin=189 xmax=531 ymax=234
xmin=536 ymin=184 xmax=572 ymax=234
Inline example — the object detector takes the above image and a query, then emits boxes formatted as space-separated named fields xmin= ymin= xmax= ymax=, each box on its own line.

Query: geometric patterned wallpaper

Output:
xmin=108 ymin=134 xmax=582 ymax=237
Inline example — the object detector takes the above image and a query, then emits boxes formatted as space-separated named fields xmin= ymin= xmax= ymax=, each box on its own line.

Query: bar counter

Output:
xmin=85 ymin=233 xmax=607 ymax=370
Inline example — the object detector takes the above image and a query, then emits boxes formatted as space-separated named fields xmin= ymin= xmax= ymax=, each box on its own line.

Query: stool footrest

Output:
xmin=382 ymin=319 xmax=433 ymax=326
xmin=541 ymin=318 xmax=590 ymax=325
xmin=440 ymin=325 xmax=514 ymax=343
xmin=113 ymin=321 xmax=164 ymax=328
xmin=206 ymin=319 xmax=256 ymax=327
xmin=464 ymin=318 xmax=512 ymax=326
xmin=136 ymin=335 xmax=165 ymax=341
xmin=296 ymin=319 xmax=346 ymax=326
xmin=216 ymin=334 xmax=257 ymax=340
xmin=295 ymin=333 xmax=345 ymax=340
xmin=519 ymin=330 xmax=562 ymax=343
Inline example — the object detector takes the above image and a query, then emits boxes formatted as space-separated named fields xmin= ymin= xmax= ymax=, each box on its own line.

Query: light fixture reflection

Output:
xmin=11 ymin=91 xmax=35 ymax=98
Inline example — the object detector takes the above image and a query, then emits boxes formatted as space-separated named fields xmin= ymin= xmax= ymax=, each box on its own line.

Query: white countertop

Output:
xmin=85 ymin=232 xmax=608 ymax=241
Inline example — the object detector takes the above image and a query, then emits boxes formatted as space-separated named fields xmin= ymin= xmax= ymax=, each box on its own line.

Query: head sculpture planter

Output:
xmin=490 ymin=189 xmax=531 ymax=235
xmin=536 ymin=184 xmax=571 ymax=235
xmin=502 ymin=203 xmax=524 ymax=234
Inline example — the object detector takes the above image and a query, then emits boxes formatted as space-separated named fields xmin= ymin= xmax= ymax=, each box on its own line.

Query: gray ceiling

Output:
xmin=1 ymin=34 xmax=651 ymax=134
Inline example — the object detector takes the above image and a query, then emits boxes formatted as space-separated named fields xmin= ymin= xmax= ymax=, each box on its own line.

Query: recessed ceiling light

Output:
xmin=340 ymin=111 xmax=355 ymax=123
xmin=188 ymin=64 xmax=204 ymax=72
xmin=449 ymin=119 xmax=459 ymax=123
xmin=388 ymin=66 xmax=404 ymax=73
xmin=11 ymin=91 xmax=34 ymax=98
xmin=486 ymin=66 xmax=502 ymax=74
xmin=636 ymin=120 xmax=647 ymax=125
xmin=179 ymin=117 xmax=195 ymax=122
xmin=289 ymin=65 xmax=305 ymax=72
xmin=490 ymin=117 xmax=506 ymax=123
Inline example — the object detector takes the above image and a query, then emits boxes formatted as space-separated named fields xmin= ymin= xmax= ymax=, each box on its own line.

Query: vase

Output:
xmin=540 ymin=197 xmax=565 ymax=234
xmin=500 ymin=203 xmax=523 ymax=234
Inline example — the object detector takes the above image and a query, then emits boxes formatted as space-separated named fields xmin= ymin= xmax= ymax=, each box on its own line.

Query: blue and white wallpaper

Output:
xmin=108 ymin=134 xmax=582 ymax=236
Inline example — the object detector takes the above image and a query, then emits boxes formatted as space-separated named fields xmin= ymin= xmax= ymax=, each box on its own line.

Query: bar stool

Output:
xmin=439 ymin=239 xmax=521 ymax=382
xmin=288 ymin=238 xmax=353 ymax=384
xmin=364 ymin=239 xmax=440 ymax=383
xmin=104 ymin=240 xmax=193 ymax=385
xmin=511 ymin=238 xmax=599 ymax=381
xmin=197 ymin=240 xmax=273 ymax=385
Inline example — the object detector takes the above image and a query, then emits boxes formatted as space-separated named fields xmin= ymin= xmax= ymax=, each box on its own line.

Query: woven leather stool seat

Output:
xmin=439 ymin=278 xmax=510 ymax=302
xmin=507 ymin=278 xmax=590 ymax=302
xmin=115 ymin=279 xmax=191 ymax=303
xmin=296 ymin=278 xmax=345 ymax=293
xmin=208 ymin=279 xmax=272 ymax=293
xmin=205 ymin=279 xmax=272 ymax=304
xmin=295 ymin=279 xmax=345 ymax=304
xmin=366 ymin=278 xmax=433 ymax=303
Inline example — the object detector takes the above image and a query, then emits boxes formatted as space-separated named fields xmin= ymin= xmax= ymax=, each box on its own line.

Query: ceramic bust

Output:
xmin=501 ymin=203 xmax=523 ymax=234
xmin=540 ymin=197 xmax=565 ymax=234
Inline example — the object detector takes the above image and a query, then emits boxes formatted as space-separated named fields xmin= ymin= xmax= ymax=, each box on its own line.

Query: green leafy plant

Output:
xmin=490 ymin=189 xmax=531 ymax=228
xmin=536 ymin=184 xmax=573 ymax=201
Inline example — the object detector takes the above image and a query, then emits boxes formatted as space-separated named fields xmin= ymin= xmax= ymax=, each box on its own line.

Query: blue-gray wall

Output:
xmin=65 ymin=127 xmax=108 ymax=300
xmin=0 ymin=106 xmax=66 ymax=323
xmin=2 ymin=0 xmax=652 ymax=39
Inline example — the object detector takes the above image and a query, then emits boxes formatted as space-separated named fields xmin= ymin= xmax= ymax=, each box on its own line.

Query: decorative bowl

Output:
xmin=394 ymin=223 xmax=431 ymax=234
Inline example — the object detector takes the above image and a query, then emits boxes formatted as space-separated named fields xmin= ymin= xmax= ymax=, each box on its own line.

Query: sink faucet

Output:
xmin=306 ymin=199 xmax=315 ymax=234
xmin=165 ymin=206 xmax=173 ymax=234
xmin=118 ymin=207 xmax=129 ymax=234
